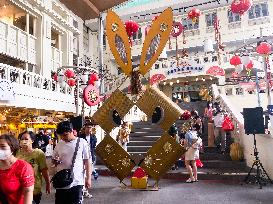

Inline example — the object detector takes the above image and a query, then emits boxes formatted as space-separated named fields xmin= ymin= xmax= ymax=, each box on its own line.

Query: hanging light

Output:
xmin=202 ymin=78 xmax=205 ymax=81
xmin=204 ymin=39 xmax=214 ymax=53
xmin=176 ymin=79 xmax=180 ymax=83
xmin=170 ymin=82 xmax=174 ymax=86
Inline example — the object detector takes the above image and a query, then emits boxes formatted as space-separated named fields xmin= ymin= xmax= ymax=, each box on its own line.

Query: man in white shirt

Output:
xmin=53 ymin=121 xmax=92 ymax=204
xmin=213 ymin=110 xmax=226 ymax=153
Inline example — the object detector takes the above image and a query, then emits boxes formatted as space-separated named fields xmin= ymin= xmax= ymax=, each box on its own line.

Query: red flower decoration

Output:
xmin=150 ymin=74 xmax=166 ymax=85
xmin=206 ymin=66 xmax=225 ymax=76
xmin=231 ymin=0 xmax=253 ymax=15
xmin=230 ymin=55 xmax=242 ymax=66
xmin=125 ymin=20 xmax=139 ymax=37
xmin=67 ymin=78 xmax=76 ymax=87
xmin=256 ymin=42 xmax=271 ymax=55
xmin=89 ymin=73 xmax=99 ymax=82
xmin=188 ymin=8 xmax=201 ymax=23
xmin=64 ymin=70 xmax=75 ymax=78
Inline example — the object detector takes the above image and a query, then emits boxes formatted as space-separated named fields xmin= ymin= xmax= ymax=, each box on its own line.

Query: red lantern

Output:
xmin=67 ymin=78 xmax=76 ymax=86
xmin=231 ymin=0 xmax=253 ymax=15
xmin=230 ymin=55 xmax=242 ymax=66
xmin=256 ymin=42 xmax=271 ymax=55
xmin=188 ymin=8 xmax=201 ymax=23
xmin=52 ymin=73 xmax=58 ymax=82
xmin=246 ymin=60 xmax=254 ymax=69
xmin=171 ymin=22 xmax=183 ymax=37
xmin=64 ymin=70 xmax=75 ymax=78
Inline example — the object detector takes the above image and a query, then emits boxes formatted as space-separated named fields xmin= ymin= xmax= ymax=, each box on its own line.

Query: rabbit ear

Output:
xmin=106 ymin=10 xmax=133 ymax=76
xmin=139 ymin=8 xmax=173 ymax=76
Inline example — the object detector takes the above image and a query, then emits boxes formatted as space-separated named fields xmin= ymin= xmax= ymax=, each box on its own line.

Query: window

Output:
xmin=228 ymin=10 xmax=241 ymax=23
xmin=248 ymin=3 xmax=269 ymax=19
xmin=205 ymin=12 xmax=217 ymax=27
xmin=103 ymin=33 xmax=106 ymax=48
xmin=182 ymin=18 xmax=199 ymax=30
xmin=83 ymin=25 xmax=89 ymax=53
xmin=132 ymin=29 xmax=142 ymax=41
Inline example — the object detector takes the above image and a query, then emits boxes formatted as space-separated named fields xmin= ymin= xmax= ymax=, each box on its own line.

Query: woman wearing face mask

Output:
xmin=17 ymin=131 xmax=51 ymax=204
xmin=0 ymin=134 xmax=34 ymax=204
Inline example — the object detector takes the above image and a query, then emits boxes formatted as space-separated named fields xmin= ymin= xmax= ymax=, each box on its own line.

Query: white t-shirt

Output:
xmin=53 ymin=138 xmax=90 ymax=189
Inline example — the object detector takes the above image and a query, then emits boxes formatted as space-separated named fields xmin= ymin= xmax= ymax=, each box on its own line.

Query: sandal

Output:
xmin=186 ymin=178 xmax=193 ymax=183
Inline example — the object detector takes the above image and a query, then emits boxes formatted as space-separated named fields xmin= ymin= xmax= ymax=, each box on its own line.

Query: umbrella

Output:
xmin=149 ymin=74 xmax=166 ymax=85
xmin=206 ymin=66 xmax=225 ymax=76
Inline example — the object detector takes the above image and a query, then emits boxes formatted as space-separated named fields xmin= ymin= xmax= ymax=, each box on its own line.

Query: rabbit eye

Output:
xmin=152 ymin=106 xmax=164 ymax=124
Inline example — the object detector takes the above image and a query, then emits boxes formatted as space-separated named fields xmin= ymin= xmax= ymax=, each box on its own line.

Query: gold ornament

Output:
xmin=105 ymin=144 xmax=114 ymax=154
xmin=112 ymin=23 xmax=119 ymax=32
xmin=121 ymin=157 xmax=131 ymax=167
xmin=144 ymin=155 xmax=153 ymax=166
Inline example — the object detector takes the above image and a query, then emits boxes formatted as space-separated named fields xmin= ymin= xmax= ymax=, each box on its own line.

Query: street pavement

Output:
xmin=41 ymin=176 xmax=273 ymax=204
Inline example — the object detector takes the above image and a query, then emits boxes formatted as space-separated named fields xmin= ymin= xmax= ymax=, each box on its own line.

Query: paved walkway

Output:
xmin=41 ymin=176 xmax=273 ymax=204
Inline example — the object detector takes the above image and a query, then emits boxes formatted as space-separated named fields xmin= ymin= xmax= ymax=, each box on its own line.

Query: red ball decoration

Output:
xmin=230 ymin=55 xmax=242 ymax=66
xmin=188 ymin=8 xmax=201 ymax=23
xmin=64 ymin=70 xmax=75 ymax=78
xmin=67 ymin=78 xmax=76 ymax=87
xmin=232 ymin=72 xmax=239 ymax=78
xmin=133 ymin=167 xmax=146 ymax=178
xmin=256 ymin=42 xmax=271 ymax=55
xmin=231 ymin=0 xmax=253 ymax=15
xmin=125 ymin=20 xmax=139 ymax=38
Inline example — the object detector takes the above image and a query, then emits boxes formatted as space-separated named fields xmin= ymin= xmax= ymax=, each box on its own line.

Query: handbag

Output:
xmin=222 ymin=117 xmax=234 ymax=132
xmin=51 ymin=138 xmax=80 ymax=188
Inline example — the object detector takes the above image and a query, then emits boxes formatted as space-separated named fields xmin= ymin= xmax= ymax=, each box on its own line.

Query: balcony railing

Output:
xmin=0 ymin=20 xmax=37 ymax=65
xmin=51 ymin=46 xmax=62 ymax=71
xmin=0 ymin=63 xmax=73 ymax=95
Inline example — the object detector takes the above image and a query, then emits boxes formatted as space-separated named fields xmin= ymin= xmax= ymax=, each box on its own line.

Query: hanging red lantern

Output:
xmin=64 ymin=69 xmax=75 ymax=78
xmin=125 ymin=20 xmax=139 ymax=46
xmin=171 ymin=22 xmax=183 ymax=37
xmin=256 ymin=42 xmax=271 ymax=55
xmin=231 ymin=0 xmax=253 ymax=15
xmin=52 ymin=73 xmax=58 ymax=82
xmin=230 ymin=55 xmax=242 ymax=66
xmin=67 ymin=78 xmax=76 ymax=87
xmin=188 ymin=8 xmax=201 ymax=23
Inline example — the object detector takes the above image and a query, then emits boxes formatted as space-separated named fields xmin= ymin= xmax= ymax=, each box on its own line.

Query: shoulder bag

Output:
xmin=51 ymin=138 xmax=80 ymax=188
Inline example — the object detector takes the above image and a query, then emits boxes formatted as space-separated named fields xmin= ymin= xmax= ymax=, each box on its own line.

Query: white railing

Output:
xmin=0 ymin=63 xmax=73 ymax=95
xmin=0 ymin=20 xmax=37 ymax=65
xmin=51 ymin=46 xmax=62 ymax=71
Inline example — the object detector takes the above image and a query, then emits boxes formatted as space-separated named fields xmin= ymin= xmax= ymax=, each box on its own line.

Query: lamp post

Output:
xmin=56 ymin=66 xmax=99 ymax=116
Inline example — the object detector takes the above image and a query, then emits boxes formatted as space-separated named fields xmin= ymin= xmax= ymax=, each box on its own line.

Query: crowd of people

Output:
xmin=0 ymin=121 xmax=98 ymax=204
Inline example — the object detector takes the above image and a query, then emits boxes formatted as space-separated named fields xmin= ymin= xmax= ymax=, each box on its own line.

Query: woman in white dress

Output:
xmin=183 ymin=125 xmax=202 ymax=183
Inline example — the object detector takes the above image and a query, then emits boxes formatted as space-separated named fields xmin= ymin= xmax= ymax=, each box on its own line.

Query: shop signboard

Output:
xmin=166 ymin=60 xmax=204 ymax=76
xmin=0 ymin=79 xmax=15 ymax=101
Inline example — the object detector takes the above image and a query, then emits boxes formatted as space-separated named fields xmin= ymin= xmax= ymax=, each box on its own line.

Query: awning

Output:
xmin=59 ymin=0 xmax=129 ymax=20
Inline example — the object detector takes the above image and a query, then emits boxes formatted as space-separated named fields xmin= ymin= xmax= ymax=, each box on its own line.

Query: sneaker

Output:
xmin=186 ymin=178 xmax=193 ymax=183
xmin=83 ymin=191 xmax=93 ymax=198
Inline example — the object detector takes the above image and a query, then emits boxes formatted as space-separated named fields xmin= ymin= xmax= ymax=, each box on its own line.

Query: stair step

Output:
xmin=127 ymin=141 xmax=155 ymax=146
xmin=95 ymin=165 xmax=251 ymax=181
xmin=202 ymin=160 xmax=247 ymax=169
xmin=199 ymin=153 xmax=231 ymax=161
xmin=130 ymin=132 xmax=163 ymax=136
xmin=127 ymin=146 xmax=152 ymax=152
xmin=129 ymin=136 xmax=161 ymax=141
